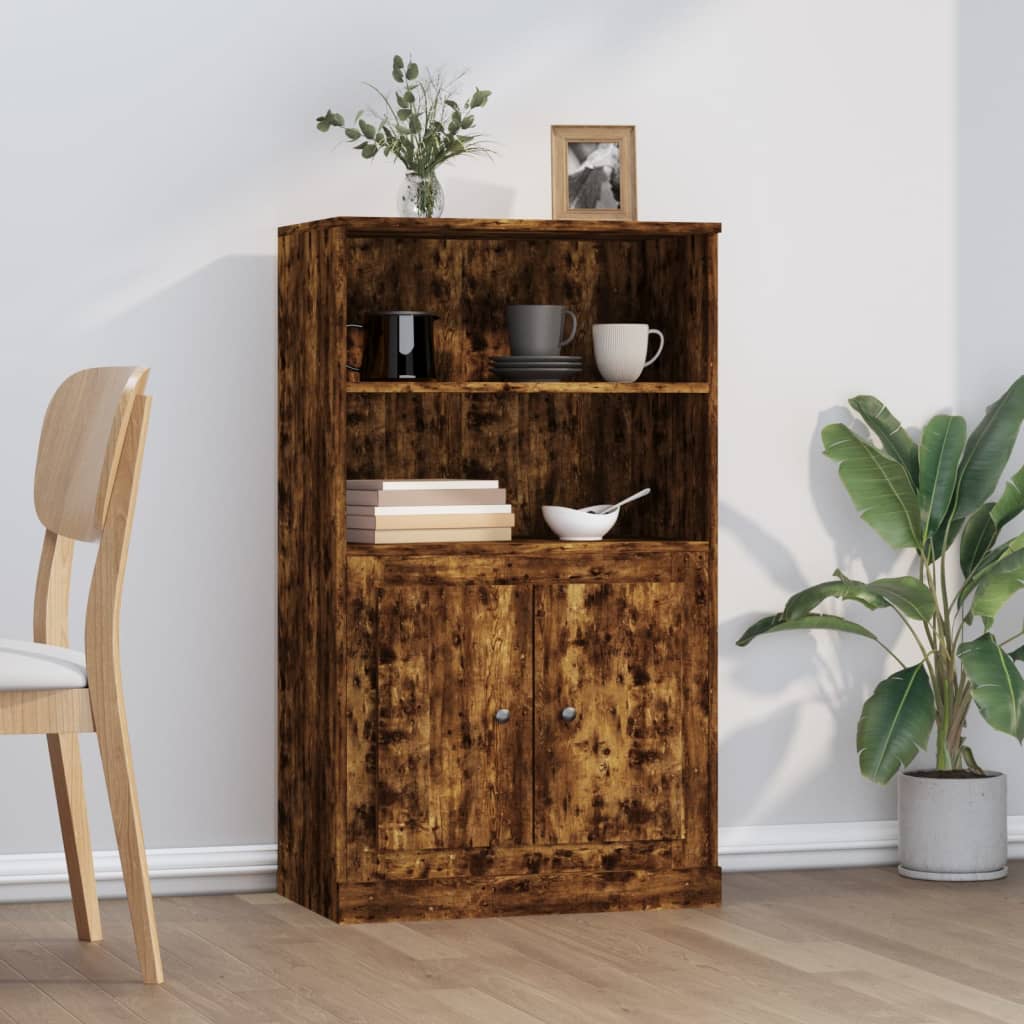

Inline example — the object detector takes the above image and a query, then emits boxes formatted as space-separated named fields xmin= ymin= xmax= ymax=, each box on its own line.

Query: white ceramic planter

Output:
xmin=897 ymin=771 xmax=1008 ymax=881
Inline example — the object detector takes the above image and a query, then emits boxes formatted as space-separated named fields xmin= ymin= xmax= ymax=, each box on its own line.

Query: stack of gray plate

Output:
xmin=491 ymin=355 xmax=583 ymax=382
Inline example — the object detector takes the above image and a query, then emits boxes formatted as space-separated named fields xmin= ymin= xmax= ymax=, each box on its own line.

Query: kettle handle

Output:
xmin=345 ymin=323 xmax=364 ymax=374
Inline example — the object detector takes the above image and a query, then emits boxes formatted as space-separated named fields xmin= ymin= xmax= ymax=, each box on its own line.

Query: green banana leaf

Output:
xmin=778 ymin=571 xmax=933 ymax=626
xmin=991 ymin=464 xmax=1024 ymax=529
xmin=918 ymin=414 xmax=966 ymax=540
xmin=970 ymin=548 xmax=1024 ymax=629
xmin=924 ymin=516 xmax=965 ymax=562
xmin=856 ymin=663 xmax=934 ymax=783
xmin=953 ymin=376 xmax=1024 ymax=521
xmin=783 ymin=576 xmax=888 ymax=619
xmin=958 ymin=633 xmax=1024 ymax=741
xmin=960 ymin=502 xmax=998 ymax=579
xmin=957 ymin=530 xmax=1024 ymax=607
xmin=822 ymin=424 xmax=921 ymax=549
xmin=736 ymin=612 xmax=880 ymax=648
xmin=849 ymin=395 xmax=920 ymax=486
xmin=863 ymin=577 xmax=935 ymax=620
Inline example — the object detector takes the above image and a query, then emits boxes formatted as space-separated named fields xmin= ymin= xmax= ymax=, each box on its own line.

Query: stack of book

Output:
xmin=346 ymin=479 xmax=513 ymax=543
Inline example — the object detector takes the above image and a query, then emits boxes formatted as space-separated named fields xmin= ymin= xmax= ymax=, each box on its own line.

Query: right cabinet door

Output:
xmin=534 ymin=575 xmax=709 ymax=849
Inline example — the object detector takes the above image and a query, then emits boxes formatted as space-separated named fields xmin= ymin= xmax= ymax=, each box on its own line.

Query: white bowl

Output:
xmin=542 ymin=505 xmax=620 ymax=541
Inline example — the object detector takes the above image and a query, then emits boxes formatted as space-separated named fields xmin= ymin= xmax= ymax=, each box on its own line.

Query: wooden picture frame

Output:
xmin=550 ymin=125 xmax=637 ymax=221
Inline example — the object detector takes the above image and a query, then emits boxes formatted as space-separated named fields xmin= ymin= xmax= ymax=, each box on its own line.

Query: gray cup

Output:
xmin=506 ymin=305 xmax=578 ymax=356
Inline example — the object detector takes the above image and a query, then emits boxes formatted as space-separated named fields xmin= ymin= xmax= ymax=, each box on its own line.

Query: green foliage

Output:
xmin=918 ymin=414 xmax=966 ymax=540
xmin=960 ymin=503 xmax=999 ymax=579
xmin=736 ymin=612 xmax=881 ymax=649
xmin=738 ymin=377 xmax=1024 ymax=782
xmin=953 ymin=378 xmax=1024 ymax=521
xmin=972 ymin=548 xmax=1024 ymax=629
xmin=857 ymin=664 xmax=935 ymax=783
xmin=959 ymin=633 xmax=1024 ymax=741
xmin=782 ymin=574 xmax=888 ymax=620
xmin=991 ymin=465 xmax=1024 ymax=529
xmin=848 ymin=395 xmax=920 ymax=485
xmin=315 ymin=53 xmax=495 ymax=185
xmin=315 ymin=109 xmax=345 ymax=132
xmin=821 ymin=423 xmax=920 ymax=549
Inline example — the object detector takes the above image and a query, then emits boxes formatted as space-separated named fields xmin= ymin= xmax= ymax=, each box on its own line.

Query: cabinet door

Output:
xmin=376 ymin=583 xmax=532 ymax=853
xmin=534 ymin=581 xmax=694 ymax=845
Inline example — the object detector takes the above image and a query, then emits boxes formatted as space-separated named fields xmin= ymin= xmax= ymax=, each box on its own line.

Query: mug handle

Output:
xmin=345 ymin=323 xmax=364 ymax=373
xmin=559 ymin=309 xmax=578 ymax=349
xmin=644 ymin=328 xmax=665 ymax=367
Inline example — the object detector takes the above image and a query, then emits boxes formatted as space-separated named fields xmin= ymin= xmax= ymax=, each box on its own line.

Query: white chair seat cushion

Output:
xmin=0 ymin=639 xmax=87 ymax=691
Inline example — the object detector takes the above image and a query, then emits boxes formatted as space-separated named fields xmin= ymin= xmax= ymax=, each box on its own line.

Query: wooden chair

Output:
xmin=0 ymin=367 xmax=163 ymax=983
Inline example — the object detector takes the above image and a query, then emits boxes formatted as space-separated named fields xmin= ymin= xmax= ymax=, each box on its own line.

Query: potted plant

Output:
xmin=738 ymin=379 xmax=1024 ymax=880
xmin=316 ymin=54 xmax=493 ymax=218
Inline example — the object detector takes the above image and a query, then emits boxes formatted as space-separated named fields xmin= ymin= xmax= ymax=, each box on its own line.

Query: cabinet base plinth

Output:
xmin=335 ymin=866 xmax=721 ymax=923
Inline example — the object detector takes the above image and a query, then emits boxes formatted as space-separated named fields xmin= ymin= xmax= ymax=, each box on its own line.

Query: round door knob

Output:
xmin=560 ymin=706 xmax=577 ymax=722
xmin=494 ymin=708 xmax=511 ymax=724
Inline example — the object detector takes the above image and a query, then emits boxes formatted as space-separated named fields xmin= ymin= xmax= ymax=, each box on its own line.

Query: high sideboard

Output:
xmin=277 ymin=215 xmax=720 ymax=922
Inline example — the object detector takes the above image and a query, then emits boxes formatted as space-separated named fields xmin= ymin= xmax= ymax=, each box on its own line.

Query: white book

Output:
xmin=348 ymin=504 xmax=513 ymax=516
xmin=347 ymin=479 xmax=500 ymax=491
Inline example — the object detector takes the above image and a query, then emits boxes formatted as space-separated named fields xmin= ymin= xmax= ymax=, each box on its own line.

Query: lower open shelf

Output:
xmin=347 ymin=381 xmax=711 ymax=394
xmin=347 ymin=538 xmax=708 ymax=558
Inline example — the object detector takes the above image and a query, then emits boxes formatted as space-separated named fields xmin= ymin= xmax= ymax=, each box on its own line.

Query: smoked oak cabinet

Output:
xmin=278 ymin=216 xmax=720 ymax=922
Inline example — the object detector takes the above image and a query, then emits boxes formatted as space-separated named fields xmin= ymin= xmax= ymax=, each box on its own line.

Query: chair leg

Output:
xmin=47 ymin=733 xmax=102 ymax=942
xmin=94 ymin=716 xmax=164 ymax=984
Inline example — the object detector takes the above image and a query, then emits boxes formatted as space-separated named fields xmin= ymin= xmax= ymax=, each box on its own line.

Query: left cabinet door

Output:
xmin=375 ymin=583 xmax=533 ymax=855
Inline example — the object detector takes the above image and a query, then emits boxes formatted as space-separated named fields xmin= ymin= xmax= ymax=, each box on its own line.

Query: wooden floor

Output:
xmin=1 ymin=867 xmax=1023 ymax=1022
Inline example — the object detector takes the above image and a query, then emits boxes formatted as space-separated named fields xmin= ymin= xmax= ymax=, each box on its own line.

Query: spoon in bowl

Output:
xmin=581 ymin=487 xmax=652 ymax=515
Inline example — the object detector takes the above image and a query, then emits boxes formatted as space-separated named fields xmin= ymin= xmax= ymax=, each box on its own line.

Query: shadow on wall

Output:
xmin=442 ymin=177 xmax=517 ymax=218
xmin=67 ymin=254 xmax=279 ymax=849
xmin=719 ymin=408 xmax=905 ymax=825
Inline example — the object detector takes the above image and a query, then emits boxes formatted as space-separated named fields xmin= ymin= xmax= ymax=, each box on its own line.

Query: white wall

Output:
xmin=0 ymin=0 xmax=964 ymax=874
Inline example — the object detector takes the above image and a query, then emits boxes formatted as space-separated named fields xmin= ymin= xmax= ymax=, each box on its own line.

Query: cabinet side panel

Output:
xmin=705 ymin=234 xmax=719 ymax=863
xmin=278 ymin=226 xmax=345 ymax=917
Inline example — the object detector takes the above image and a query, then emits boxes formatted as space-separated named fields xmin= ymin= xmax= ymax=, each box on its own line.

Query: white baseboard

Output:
xmin=3 ymin=820 xmax=1023 ymax=903
xmin=719 ymin=816 xmax=1024 ymax=872
xmin=0 ymin=844 xmax=277 ymax=904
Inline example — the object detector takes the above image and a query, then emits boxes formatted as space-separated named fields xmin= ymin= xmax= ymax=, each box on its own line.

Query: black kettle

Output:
xmin=346 ymin=310 xmax=437 ymax=381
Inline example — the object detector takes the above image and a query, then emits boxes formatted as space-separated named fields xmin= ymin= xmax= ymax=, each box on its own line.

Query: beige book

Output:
xmin=346 ymin=488 xmax=507 ymax=506
xmin=347 ymin=512 xmax=515 ymax=530
xmin=347 ymin=479 xmax=499 ymax=490
xmin=346 ymin=527 xmax=513 ymax=543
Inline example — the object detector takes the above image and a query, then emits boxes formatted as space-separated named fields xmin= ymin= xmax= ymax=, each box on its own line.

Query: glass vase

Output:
xmin=398 ymin=172 xmax=445 ymax=218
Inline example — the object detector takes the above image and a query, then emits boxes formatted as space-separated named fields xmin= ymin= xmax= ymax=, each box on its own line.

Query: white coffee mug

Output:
xmin=593 ymin=324 xmax=665 ymax=383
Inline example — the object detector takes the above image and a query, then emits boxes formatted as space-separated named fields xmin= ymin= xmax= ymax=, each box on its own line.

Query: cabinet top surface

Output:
xmin=277 ymin=215 xmax=722 ymax=239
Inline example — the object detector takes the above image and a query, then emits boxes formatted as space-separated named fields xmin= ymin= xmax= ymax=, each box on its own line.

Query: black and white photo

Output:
xmin=567 ymin=141 xmax=621 ymax=210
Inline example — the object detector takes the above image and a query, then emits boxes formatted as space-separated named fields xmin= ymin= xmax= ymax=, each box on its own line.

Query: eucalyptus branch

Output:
xmin=316 ymin=54 xmax=495 ymax=188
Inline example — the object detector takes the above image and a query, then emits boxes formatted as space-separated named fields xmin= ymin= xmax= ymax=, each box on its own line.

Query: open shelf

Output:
xmin=347 ymin=381 xmax=711 ymax=394
xmin=345 ymin=539 xmax=709 ymax=585
xmin=346 ymin=539 xmax=708 ymax=558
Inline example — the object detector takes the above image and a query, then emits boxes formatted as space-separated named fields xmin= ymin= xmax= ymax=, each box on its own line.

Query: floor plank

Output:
xmin=2 ymin=868 xmax=1024 ymax=1023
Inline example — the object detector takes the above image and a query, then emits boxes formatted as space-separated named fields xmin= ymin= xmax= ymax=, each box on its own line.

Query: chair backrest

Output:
xmin=32 ymin=368 xmax=151 ymax=652
xmin=35 ymin=368 xmax=150 ymax=542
